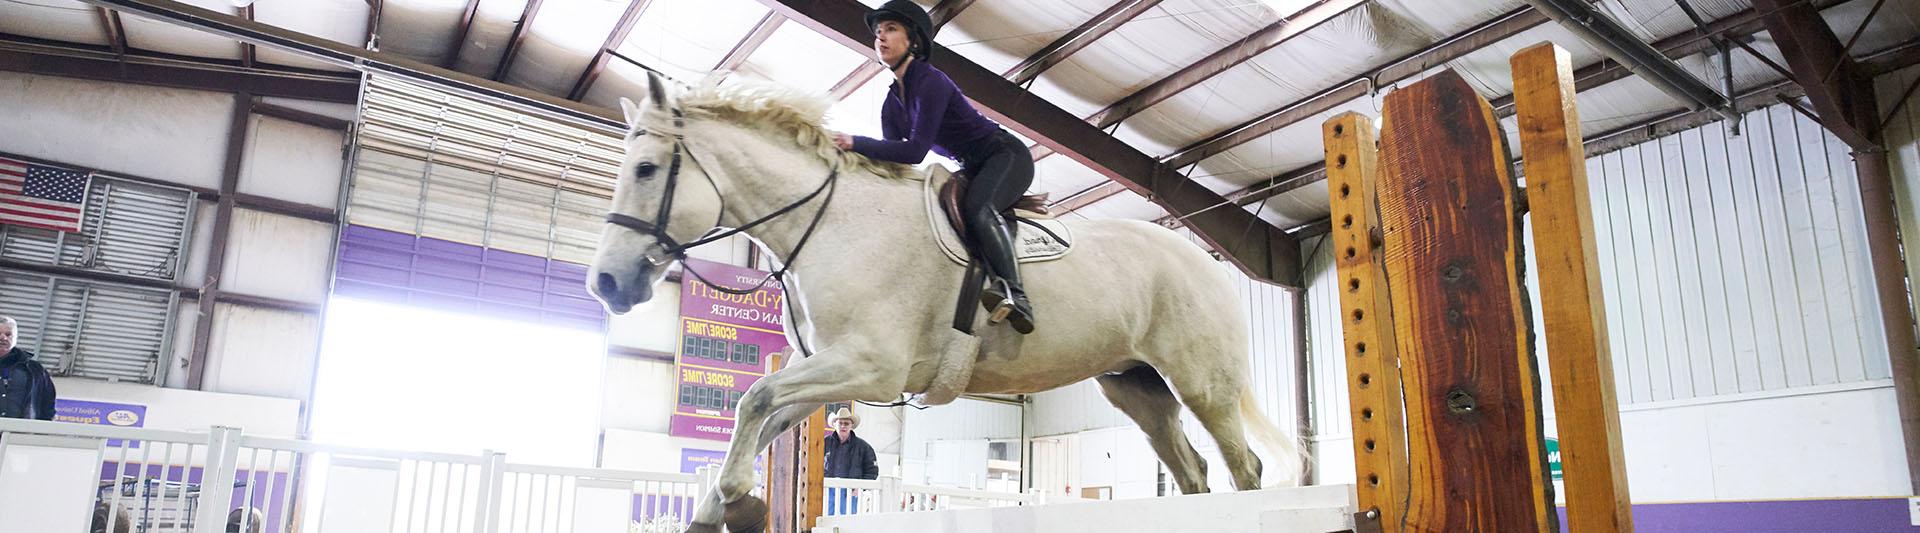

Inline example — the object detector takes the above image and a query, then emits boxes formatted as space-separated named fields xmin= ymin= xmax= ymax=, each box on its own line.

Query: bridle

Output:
xmin=604 ymin=109 xmax=841 ymax=296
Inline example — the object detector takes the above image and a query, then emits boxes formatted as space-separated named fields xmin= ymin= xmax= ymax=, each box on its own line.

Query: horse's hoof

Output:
xmin=684 ymin=523 xmax=722 ymax=533
xmin=723 ymin=495 xmax=770 ymax=533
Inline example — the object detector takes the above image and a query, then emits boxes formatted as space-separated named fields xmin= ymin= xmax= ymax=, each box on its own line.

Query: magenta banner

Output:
xmin=669 ymin=258 xmax=788 ymax=441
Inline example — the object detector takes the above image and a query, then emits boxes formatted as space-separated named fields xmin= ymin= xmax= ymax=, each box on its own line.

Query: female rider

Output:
xmin=832 ymin=0 xmax=1037 ymax=334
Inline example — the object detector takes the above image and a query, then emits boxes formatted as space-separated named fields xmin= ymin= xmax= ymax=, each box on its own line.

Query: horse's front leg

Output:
xmin=688 ymin=347 xmax=900 ymax=533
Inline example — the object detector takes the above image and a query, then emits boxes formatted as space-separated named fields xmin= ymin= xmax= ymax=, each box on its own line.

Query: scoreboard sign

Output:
xmin=669 ymin=257 xmax=789 ymax=441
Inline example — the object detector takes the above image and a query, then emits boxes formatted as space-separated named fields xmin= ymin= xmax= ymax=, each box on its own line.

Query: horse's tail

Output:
xmin=1239 ymin=384 xmax=1309 ymax=488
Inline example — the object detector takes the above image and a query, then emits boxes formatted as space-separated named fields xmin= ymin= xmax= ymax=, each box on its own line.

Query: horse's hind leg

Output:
xmin=1095 ymin=365 xmax=1211 ymax=494
xmin=1169 ymin=371 xmax=1265 ymax=491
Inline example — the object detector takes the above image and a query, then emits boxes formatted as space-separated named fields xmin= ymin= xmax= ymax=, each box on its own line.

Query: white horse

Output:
xmin=587 ymin=73 xmax=1305 ymax=532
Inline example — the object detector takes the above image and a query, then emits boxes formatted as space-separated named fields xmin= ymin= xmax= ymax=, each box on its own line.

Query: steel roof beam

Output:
xmin=569 ymin=0 xmax=655 ymax=101
xmin=763 ymin=0 xmax=1300 ymax=284
xmin=1524 ymin=0 xmax=1734 ymax=120
xmin=444 ymin=0 xmax=479 ymax=68
xmin=1753 ymin=0 xmax=1879 ymax=149
xmin=492 ymin=0 xmax=545 ymax=81
xmin=823 ymin=0 xmax=974 ymax=101
xmin=0 ymin=37 xmax=361 ymax=103
xmin=715 ymin=12 xmax=786 ymax=75
xmin=73 ymin=0 xmax=623 ymax=129
xmin=1082 ymin=0 xmax=1365 ymax=130
xmin=96 ymin=7 xmax=127 ymax=56
xmin=1004 ymin=0 xmax=1164 ymax=85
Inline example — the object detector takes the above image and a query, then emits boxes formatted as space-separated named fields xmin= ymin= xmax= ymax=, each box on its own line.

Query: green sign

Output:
xmin=1546 ymin=437 xmax=1563 ymax=480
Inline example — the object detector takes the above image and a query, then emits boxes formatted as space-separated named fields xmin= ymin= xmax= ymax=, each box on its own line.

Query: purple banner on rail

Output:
xmin=54 ymin=399 xmax=146 ymax=447
xmin=669 ymin=257 xmax=788 ymax=441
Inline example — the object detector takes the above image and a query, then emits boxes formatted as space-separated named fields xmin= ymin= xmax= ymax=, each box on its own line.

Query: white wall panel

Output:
xmin=605 ymin=280 xmax=682 ymax=354
xmin=239 ymin=115 xmax=347 ymax=208
xmin=53 ymin=378 xmax=302 ymax=437
xmin=222 ymin=208 xmax=334 ymax=303
xmin=599 ymin=355 xmax=675 ymax=433
xmin=206 ymin=303 xmax=322 ymax=401
xmin=0 ymin=72 xmax=229 ymax=190
xmin=165 ymin=297 xmax=198 ymax=389
xmin=1027 ymin=381 xmax=1133 ymax=438
xmin=904 ymin=398 xmax=1021 ymax=460
xmin=1881 ymin=65 xmax=1920 ymax=383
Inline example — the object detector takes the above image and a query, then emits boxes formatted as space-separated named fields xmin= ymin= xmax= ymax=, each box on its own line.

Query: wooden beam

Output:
xmin=0 ymin=38 xmax=361 ymax=103
xmin=1753 ymin=0 xmax=1878 ymax=149
xmin=444 ymin=0 xmax=480 ymax=68
xmin=365 ymin=0 xmax=382 ymax=49
xmin=1377 ymin=71 xmax=1552 ymax=531
xmin=214 ymin=291 xmax=323 ymax=314
xmin=253 ymin=101 xmax=351 ymax=130
xmin=492 ymin=0 xmax=545 ymax=81
xmin=569 ymin=0 xmax=654 ymax=101
xmin=1083 ymin=0 xmax=1365 ymax=130
xmin=239 ymin=4 xmax=255 ymax=67
xmin=1322 ymin=111 xmax=1409 ymax=533
xmin=96 ymin=8 xmax=127 ymax=56
xmin=1511 ymin=42 xmax=1633 ymax=533
xmin=1004 ymin=0 xmax=1163 ymax=85
xmin=826 ymin=62 xmax=883 ymax=100
xmin=188 ymin=93 xmax=254 ymax=391
xmin=714 ymin=12 xmax=785 ymax=74
xmin=1048 ymin=181 xmax=1127 ymax=212
xmin=764 ymin=0 xmax=1299 ymax=285
xmin=926 ymin=0 xmax=977 ymax=28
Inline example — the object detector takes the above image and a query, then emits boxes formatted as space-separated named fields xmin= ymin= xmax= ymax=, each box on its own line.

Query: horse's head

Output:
xmin=587 ymin=72 xmax=726 ymax=314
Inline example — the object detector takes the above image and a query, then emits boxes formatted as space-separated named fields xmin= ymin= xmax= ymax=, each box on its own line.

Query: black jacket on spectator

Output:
xmin=823 ymin=431 xmax=879 ymax=479
xmin=0 ymin=347 xmax=56 ymax=421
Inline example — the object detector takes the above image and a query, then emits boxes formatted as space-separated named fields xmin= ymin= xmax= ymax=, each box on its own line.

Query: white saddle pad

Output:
xmin=922 ymin=166 xmax=1073 ymax=266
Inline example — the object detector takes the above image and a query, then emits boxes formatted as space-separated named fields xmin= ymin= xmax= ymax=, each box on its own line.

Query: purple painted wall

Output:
xmin=1557 ymin=499 xmax=1920 ymax=532
xmin=335 ymin=225 xmax=605 ymax=330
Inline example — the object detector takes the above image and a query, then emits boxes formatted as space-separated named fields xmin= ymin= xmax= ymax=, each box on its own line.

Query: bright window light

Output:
xmin=309 ymin=297 xmax=607 ymax=467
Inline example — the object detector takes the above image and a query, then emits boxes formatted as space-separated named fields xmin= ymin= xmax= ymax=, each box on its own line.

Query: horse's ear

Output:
xmin=646 ymin=70 xmax=674 ymax=111
xmin=619 ymin=97 xmax=643 ymax=131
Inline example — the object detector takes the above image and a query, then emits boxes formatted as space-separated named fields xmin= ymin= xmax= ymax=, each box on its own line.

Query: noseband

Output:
xmin=604 ymin=110 xmax=840 ymax=296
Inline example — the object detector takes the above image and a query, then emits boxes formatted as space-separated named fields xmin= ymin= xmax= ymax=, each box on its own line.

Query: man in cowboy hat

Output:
xmin=823 ymin=407 xmax=878 ymax=480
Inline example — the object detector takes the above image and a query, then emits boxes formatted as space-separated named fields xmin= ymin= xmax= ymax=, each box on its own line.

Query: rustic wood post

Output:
xmin=1512 ymin=42 xmax=1636 ymax=532
xmin=1323 ymin=111 xmax=1411 ymax=532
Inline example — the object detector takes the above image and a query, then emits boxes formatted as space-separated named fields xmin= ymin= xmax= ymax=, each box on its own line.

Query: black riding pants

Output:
xmin=955 ymin=129 xmax=1035 ymax=281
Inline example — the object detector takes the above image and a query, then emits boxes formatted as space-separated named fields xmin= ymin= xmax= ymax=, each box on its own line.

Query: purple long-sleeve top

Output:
xmin=850 ymin=59 xmax=1002 ymax=164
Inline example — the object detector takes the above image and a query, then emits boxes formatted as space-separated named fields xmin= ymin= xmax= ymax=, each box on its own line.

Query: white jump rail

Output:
xmin=1 ymin=417 xmax=227 ymax=533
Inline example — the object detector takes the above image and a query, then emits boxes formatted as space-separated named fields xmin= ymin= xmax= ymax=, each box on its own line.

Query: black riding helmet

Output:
xmin=865 ymin=0 xmax=936 ymax=61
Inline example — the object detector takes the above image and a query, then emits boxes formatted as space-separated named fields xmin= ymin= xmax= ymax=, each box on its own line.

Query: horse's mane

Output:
xmin=674 ymin=78 xmax=916 ymax=181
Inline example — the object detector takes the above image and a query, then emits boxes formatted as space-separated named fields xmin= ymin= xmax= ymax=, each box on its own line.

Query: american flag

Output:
xmin=0 ymin=156 xmax=89 ymax=233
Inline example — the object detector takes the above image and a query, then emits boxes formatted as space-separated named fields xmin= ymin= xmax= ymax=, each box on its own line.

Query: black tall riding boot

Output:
xmin=973 ymin=213 xmax=1035 ymax=334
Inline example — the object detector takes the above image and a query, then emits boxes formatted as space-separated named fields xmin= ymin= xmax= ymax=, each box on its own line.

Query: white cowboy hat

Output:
xmin=827 ymin=407 xmax=860 ymax=429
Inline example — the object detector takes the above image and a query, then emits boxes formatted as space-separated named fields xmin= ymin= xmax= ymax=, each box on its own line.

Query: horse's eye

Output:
xmin=634 ymin=162 xmax=659 ymax=180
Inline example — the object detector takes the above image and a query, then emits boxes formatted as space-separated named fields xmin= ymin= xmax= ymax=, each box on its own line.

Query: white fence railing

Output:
xmin=820 ymin=476 xmax=1084 ymax=517
xmin=0 ymin=418 xmax=715 ymax=533
xmin=1 ymin=418 xmax=1085 ymax=532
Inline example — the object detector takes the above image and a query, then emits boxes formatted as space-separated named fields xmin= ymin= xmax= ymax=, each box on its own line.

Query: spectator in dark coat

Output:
xmin=0 ymin=317 xmax=56 ymax=421
xmin=823 ymin=408 xmax=879 ymax=479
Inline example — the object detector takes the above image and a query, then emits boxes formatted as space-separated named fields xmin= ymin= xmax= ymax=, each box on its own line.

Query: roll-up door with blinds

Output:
xmin=0 ymin=170 xmax=194 ymax=384
xmin=348 ymin=74 xmax=619 ymax=267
